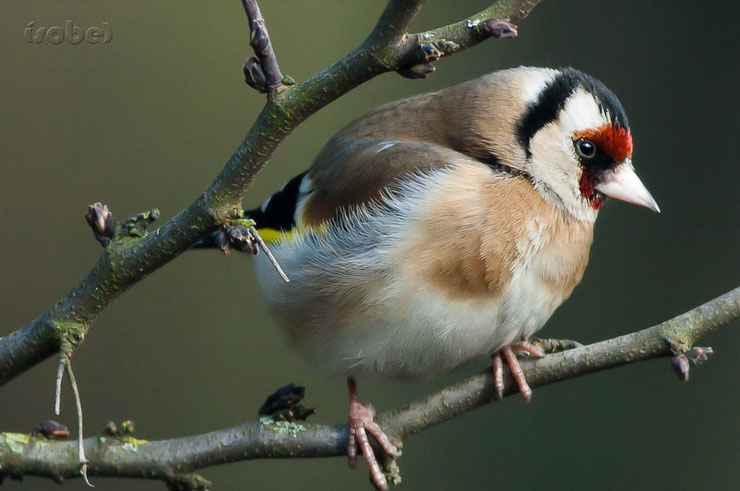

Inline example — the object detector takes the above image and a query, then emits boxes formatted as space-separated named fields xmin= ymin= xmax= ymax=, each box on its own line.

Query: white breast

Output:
xmin=254 ymin=168 xmax=583 ymax=379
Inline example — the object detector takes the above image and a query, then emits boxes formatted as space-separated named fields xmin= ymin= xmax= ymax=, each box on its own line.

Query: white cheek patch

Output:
xmin=559 ymin=88 xmax=610 ymax=135
xmin=520 ymin=67 xmax=558 ymax=105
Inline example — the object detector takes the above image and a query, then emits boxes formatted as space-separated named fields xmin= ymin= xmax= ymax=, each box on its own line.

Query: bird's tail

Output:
xmin=192 ymin=170 xmax=309 ymax=250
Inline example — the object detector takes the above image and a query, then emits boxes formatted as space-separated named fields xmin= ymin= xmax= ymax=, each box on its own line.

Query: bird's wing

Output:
xmin=247 ymin=138 xmax=473 ymax=241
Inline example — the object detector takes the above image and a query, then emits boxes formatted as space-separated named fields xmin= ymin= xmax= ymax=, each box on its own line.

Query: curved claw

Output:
xmin=510 ymin=340 xmax=546 ymax=358
xmin=347 ymin=378 xmax=401 ymax=490
xmin=491 ymin=339 xmax=544 ymax=403
xmin=503 ymin=346 xmax=532 ymax=403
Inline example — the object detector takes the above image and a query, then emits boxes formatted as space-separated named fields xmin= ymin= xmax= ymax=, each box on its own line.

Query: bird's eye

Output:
xmin=575 ymin=138 xmax=597 ymax=160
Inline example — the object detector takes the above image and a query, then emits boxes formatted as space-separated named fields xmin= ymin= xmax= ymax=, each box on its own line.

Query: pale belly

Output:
xmin=253 ymin=166 xmax=590 ymax=380
xmin=254 ymin=237 xmax=566 ymax=380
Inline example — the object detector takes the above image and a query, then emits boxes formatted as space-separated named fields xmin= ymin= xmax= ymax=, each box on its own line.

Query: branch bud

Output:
xmin=244 ymin=56 xmax=267 ymax=93
xmin=672 ymin=353 xmax=690 ymax=382
xmin=33 ymin=419 xmax=70 ymax=440
xmin=84 ymin=202 xmax=114 ymax=247
xmin=686 ymin=346 xmax=713 ymax=366
xmin=481 ymin=18 xmax=518 ymax=39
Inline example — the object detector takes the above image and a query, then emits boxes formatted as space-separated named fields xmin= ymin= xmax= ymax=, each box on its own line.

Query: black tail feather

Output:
xmin=192 ymin=170 xmax=308 ymax=250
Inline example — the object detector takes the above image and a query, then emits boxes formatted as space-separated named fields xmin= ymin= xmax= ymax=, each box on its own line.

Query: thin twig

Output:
xmin=249 ymin=226 xmax=290 ymax=283
xmin=65 ymin=359 xmax=93 ymax=487
xmin=54 ymin=354 xmax=65 ymax=415
xmin=367 ymin=0 xmax=426 ymax=45
xmin=0 ymin=0 xmax=541 ymax=388
xmin=1 ymin=286 xmax=737 ymax=485
xmin=241 ymin=0 xmax=285 ymax=95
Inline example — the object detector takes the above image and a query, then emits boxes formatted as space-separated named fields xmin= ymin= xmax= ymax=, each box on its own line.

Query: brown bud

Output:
xmin=249 ymin=22 xmax=269 ymax=53
xmin=672 ymin=353 xmax=690 ymax=382
xmin=104 ymin=421 xmax=119 ymax=436
xmin=244 ymin=57 xmax=267 ymax=93
xmin=686 ymin=346 xmax=713 ymax=366
xmin=398 ymin=42 xmax=443 ymax=79
xmin=419 ymin=43 xmax=442 ymax=62
xmin=215 ymin=230 xmax=231 ymax=256
xmin=259 ymin=383 xmax=306 ymax=416
xmin=398 ymin=62 xmax=436 ymax=79
xmin=85 ymin=202 xmax=115 ymax=247
xmin=227 ymin=225 xmax=258 ymax=255
xmin=33 ymin=419 xmax=70 ymax=440
xmin=120 ymin=420 xmax=135 ymax=435
xmin=482 ymin=18 xmax=518 ymax=39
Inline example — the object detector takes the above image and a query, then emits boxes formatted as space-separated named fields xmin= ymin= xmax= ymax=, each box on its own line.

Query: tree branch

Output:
xmin=367 ymin=0 xmax=426 ymax=46
xmin=0 ymin=0 xmax=541 ymax=387
xmin=2 ymin=286 xmax=737 ymax=486
xmin=241 ymin=0 xmax=286 ymax=95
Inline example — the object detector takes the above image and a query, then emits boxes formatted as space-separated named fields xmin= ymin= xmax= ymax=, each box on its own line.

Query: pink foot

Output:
xmin=347 ymin=377 xmax=401 ymax=490
xmin=491 ymin=340 xmax=545 ymax=403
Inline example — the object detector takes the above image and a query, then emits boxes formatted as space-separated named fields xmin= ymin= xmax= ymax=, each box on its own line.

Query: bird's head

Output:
xmin=513 ymin=67 xmax=659 ymax=221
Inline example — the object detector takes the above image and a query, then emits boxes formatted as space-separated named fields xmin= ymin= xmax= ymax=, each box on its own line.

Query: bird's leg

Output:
xmin=347 ymin=376 xmax=401 ymax=491
xmin=491 ymin=339 xmax=546 ymax=403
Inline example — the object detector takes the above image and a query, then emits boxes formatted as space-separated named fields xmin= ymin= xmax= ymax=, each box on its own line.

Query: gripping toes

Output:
xmin=491 ymin=339 xmax=547 ymax=403
xmin=348 ymin=399 xmax=401 ymax=490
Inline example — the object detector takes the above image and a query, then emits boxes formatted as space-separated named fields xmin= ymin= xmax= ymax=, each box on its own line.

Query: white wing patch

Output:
xmin=375 ymin=140 xmax=399 ymax=153
xmin=259 ymin=196 xmax=272 ymax=213
xmin=294 ymin=173 xmax=314 ymax=226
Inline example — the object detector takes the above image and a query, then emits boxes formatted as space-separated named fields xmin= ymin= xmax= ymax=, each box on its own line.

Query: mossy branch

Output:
xmin=1 ymin=286 xmax=737 ymax=486
xmin=0 ymin=0 xmax=540 ymax=386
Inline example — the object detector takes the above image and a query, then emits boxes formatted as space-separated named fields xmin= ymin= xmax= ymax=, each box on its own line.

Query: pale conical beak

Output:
xmin=595 ymin=163 xmax=660 ymax=213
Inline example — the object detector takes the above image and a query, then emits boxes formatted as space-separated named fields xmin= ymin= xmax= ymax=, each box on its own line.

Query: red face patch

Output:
xmin=579 ymin=168 xmax=606 ymax=209
xmin=574 ymin=124 xmax=633 ymax=162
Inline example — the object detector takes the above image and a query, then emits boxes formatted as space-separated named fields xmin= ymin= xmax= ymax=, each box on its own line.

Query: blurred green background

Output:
xmin=1 ymin=1 xmax=739 ymax=489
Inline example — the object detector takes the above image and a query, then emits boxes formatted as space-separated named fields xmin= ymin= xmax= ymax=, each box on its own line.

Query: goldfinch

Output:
xmin=246 ymin=66 xmax=659 ymax=489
